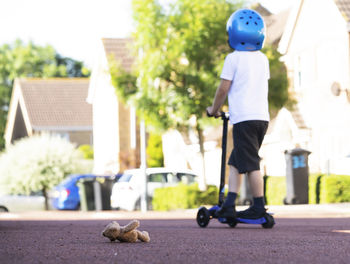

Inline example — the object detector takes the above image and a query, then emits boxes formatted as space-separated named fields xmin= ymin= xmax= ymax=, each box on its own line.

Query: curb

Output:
xmin=1 ymin=203 xmax=349 ymax=221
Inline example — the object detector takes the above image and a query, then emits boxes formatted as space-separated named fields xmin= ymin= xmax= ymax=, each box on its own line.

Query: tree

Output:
xmin=0 ymin=39 xmax=90 ymax=150
xmin=146 ymin=133 xmax=164 ymax=167
xmin=111 ymin=0 xmax=242 ymax=188
xmin=0 ymin=134 xmax=88 ymax=210
xmin=263 ymin=45 xmax=293 ymax=118
xmin=111 ymin=0 xmax=291 ymax=188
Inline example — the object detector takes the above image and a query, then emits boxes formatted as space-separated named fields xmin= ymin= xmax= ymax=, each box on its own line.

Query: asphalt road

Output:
xmin=1 ymin=206 xmax=350 ymax=264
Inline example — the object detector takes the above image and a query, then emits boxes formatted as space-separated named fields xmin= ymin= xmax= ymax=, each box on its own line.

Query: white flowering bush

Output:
xmin=0 ymin=134 xmax=87 ymax=209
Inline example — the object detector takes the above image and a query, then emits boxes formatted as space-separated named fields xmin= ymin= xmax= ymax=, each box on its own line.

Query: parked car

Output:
xmin=0 ymin=191 xmax=45 ymax=212
xmin=110 ymin=167 xmax=198 ymax=211
xmin=50 ymin=174 xmax=119 ymax=210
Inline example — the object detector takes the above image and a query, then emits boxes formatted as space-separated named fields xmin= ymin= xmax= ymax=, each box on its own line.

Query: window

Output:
xmin=148 ymin=173 xmax=166 ymax=183
xmin=176 ymin=173 xmax=196 ymax=184
xmin=118 ymin=174 xmax=132 ymax=182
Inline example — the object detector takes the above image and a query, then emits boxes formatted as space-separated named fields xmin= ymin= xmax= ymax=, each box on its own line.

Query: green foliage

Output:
xmin=128 ymin=0 xmax=242 ymax=130
xmin=0 ymin=134 xmax=88 ymax=209
xmin=152 ymin=183 xmax=218 ymax=211
xmin=153 ymin=174 xmax=350 ymax=210
xmin=78 ymin=144 xmax=94 ymax=160
xmin=146 ymin=133 xmax=164 ymax=167
xmin=262 ymin=46 xmax=293 ymax=118
xmin=264 ymin=176 xmax=286 ymax=205
xmin=265 ymin=174 xmax=350 ymax=205
xmin=308 ymin=174 xmax=323 ymax=204
xmin=319 ymin=175 xmax=350 ymax=203
xmin=0 ymin=39 xmax=90 ymax=150
xmin=109 ymin=56 xmax=138 ymax=103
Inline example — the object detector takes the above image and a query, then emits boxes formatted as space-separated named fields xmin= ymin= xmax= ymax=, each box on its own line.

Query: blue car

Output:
xmin=51 ymin=174 xmax=120 ymax=210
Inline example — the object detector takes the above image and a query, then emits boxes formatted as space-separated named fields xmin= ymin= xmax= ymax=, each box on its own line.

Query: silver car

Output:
xmin=110 ymin=167 xmax=198 ymax=211
xmin=0 ymin=192 xmax=45 ymax=212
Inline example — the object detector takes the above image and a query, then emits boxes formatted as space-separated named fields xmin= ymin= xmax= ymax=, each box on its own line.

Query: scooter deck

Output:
xmin=208 ymin=205 xmax=270 ymax=225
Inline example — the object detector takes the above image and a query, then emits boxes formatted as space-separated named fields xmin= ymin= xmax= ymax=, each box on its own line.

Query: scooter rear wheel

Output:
xmin=228 ymin=220 xmax=237 ymax=228
xmin=196 ymin=207 xmax=210 ymax=228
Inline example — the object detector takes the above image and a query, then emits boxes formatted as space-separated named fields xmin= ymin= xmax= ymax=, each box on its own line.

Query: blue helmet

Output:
xmin=226 ymin=9 xmax=266 ymax=51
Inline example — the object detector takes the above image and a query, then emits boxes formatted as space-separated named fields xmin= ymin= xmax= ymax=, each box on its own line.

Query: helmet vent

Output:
xmin=255 ymin=22 xmax=258 ymax=25
xmin=241 ymin=42 xmax=245 ymax=45
xmin=256 ymin=42 xmax=260 ymax=45
xmin=246 ymin=22 xmax=249 ymax=25
xmin=240 ymin=17 xmax=243 ymax=19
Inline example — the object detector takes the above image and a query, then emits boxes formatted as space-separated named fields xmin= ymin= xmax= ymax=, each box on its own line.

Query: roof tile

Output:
xmin=18 ymin=78 xmax=92 ymax=129
xmin=102 ymin=38 xmax=135 ymax=72
xmin=335 ymin=0 xmax=350 ymax=21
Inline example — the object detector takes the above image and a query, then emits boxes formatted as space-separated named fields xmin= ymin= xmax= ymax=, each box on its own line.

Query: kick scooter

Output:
xmin=196 ymin=112 xmax=275 ymax=228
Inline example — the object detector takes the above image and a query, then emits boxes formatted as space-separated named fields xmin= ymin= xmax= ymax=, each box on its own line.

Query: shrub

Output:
xmin=308 ymin=174 xmax=323 ymax=204
xmin=319 ymin=175 xmax=350 ymax=203
xmin=264 ymin=176 xmax=285 ymax=205
xmin=152 ymin=184 xmax=218 ymax=211
xmin=78 ymin=144 xmax=94 ymax=159
xmin=153 ymin=174 xmax=350 ymax=211
xmin=146 ymin=133 xmax=164 ymax=167
xmin=0 ymin=134 xmax=88 ymax=209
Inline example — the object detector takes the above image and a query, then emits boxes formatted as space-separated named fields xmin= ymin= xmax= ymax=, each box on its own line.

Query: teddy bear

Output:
xmin=102 ymin=219 xmax=150 ymax=243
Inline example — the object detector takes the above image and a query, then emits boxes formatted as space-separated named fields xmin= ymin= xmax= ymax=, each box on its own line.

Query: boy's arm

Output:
xmin=207 ymin=79 xmax=232 ymax=117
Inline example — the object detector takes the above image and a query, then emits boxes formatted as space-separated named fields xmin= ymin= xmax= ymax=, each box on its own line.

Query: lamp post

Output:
xmin=140 ymin=119 xmax=147 ymax=212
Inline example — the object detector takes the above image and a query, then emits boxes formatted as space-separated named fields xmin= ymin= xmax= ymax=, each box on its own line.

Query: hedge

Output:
xmin=152 ymin=174 xmax=350 ymax=211
xmin=264 ymin=176 xmax=285 ymax=205
xmin=319 ymin=175 xmax=350 ymax=203
xmin=152 ymin=183 xmax=218 ymax=211
xmin=264 ymin=174 xmax=350 ymax=205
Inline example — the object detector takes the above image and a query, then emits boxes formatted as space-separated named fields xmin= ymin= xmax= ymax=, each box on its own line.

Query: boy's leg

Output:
xmin=215 ymin=165 xmax=242 ymax=218
xmin=228 ymin=165 xmax=243 ymax=193
xmin=237 ymin=169 xmax=266 ymax=219
xmin=247 ymin=170 xmax=264 ymax=197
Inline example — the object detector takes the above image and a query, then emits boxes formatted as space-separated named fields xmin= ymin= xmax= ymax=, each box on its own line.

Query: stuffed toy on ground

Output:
xmin=102 ymin=219 xmax=150 ymax=243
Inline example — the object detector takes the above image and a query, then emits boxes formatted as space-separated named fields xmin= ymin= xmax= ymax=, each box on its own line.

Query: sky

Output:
xmin=0 ymin=0 xmax=296 ymax=68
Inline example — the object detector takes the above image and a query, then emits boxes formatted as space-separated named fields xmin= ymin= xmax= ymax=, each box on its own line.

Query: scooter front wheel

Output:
xmin=262 ymin=213 xmax=275 ymax=229
xmin=196 ymin=207 xmax=210 ymax=228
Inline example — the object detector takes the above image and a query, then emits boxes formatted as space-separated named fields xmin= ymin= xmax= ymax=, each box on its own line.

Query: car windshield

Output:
xmin=118 ymin=174 xmax=133 ymax=182
xmin=59 ymin=176 xmax=76 ymax=185
xmin=176 ymin=173 xmax=196 ymax=184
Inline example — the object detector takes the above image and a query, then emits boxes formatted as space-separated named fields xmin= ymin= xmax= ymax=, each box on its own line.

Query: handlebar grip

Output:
xmin=206 ymin=109 xmax=214 ymax=117
xmin=207 ymin=110 xmax=229 ymax=119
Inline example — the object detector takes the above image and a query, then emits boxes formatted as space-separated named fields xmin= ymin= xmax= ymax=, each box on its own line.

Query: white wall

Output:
xmin=88 ymin=41 xmax=120 ymax=174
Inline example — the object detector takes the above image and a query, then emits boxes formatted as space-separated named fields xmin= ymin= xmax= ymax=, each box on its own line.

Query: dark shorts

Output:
xmin=228 ymin=120 xmax=269 ymax=174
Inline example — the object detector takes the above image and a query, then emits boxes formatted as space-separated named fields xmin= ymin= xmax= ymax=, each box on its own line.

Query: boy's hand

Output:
xmin=206 ymin=106 xmax=221 ymax=118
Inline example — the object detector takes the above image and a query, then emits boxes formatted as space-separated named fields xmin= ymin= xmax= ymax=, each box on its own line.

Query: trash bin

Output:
xmin=77 ymin=178 xmax=96 ymax=211
xmin=99 ymin=177 xmax=115 ymax=210
xmin=284 ymin=148 xmax=311 ymax=204
xmin=78 ymin=176 xmax=115 ymax=211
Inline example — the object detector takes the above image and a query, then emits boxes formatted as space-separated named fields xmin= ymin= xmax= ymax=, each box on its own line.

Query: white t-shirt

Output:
xmin=220 ymin=51 xmax=270 ymax=124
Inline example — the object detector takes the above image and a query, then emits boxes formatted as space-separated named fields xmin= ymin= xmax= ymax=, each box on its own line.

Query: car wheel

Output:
xmin=134 ymin=198 xmax=141 ymax=211
xmin=0 ymin=206 xmax=9 ymax=212
xmin=134 ymin=197 xmax=153 ymax=211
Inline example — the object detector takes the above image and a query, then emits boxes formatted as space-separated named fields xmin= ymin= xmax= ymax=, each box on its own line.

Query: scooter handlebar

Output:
xmin=206 ymin=110 xmax=229 ymax=120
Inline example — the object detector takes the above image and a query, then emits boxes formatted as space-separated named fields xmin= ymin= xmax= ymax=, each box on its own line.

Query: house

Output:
xmin=87 ymin=38 xmax=140 ymax=175
xmin=261 ymin=0 xmax=350 ymax=176
xmin=4 ymin=78 xmax=92 ymax=147
xmin=88 ymin=0 xmax=350 ymax=182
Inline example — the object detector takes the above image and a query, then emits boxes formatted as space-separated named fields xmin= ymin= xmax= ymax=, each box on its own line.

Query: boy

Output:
xmin=206 ymin=9 xmax=269 ymax=219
